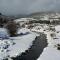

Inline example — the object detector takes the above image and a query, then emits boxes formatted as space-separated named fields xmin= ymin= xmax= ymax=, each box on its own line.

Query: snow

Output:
xmin=17 ymin=28 xmax=31 ymax=34
xmin=1 ymin=24 xmax=60 ymax=60
xmin=55 ymin=25 xmax=60 ymax=32
xmin=37 ymin=25 xmax=60 ymax=60
xmin=30 ymin=25 xmax=60 ymax=60
xmin=0 ymin=28 xmax=37 ymax=60
xmin=15 ymin=18 xmax=36 ymax=23
xmin=37 ymin=47 xmax=60 ymax=60
xmin=15 ymin=18 xmax=28 ymax=23
xmin=0 ymin=28 xmax=9 ymax=39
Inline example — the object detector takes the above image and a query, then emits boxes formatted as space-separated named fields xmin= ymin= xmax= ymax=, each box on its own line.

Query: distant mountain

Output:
xmin=29 ymin=11 xmax=56 ymax=16
xmin=27 ymin=11 xmax=58 ymax=19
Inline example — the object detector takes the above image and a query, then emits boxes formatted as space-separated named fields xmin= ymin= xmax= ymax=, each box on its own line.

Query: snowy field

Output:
xmin=0 ymin=28 xmax=38 ymax=60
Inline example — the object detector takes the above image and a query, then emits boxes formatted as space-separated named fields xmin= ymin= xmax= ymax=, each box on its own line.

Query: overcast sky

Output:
xmin=0 ymin=0 xmax=59 ymax=15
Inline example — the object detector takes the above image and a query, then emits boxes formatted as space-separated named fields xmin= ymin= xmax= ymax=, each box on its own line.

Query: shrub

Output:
xmin=0 ymin=13 xmax=2 ymax=15
xmin=0 ymin=16 xmax=8 ymax=27
xmin=0 ymin=16 xmax=3 ymax=27
xmin=5 ymin=21 xmax=18 ymax=36
xmin=57 ymin=44 xmax=60 ymax=50
xmin=50 ymin=33 xmax=56 ymax=37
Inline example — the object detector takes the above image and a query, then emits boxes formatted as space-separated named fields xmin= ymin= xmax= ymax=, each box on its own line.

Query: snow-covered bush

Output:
xmin=17 ymin=28 xmax=30 ymax=35
xmin=5 ymin=21 xmax=18 ymax=36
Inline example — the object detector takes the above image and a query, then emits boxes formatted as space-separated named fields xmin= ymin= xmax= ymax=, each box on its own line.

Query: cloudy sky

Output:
xmin=0 ymin=0 xmax=59 ymax=15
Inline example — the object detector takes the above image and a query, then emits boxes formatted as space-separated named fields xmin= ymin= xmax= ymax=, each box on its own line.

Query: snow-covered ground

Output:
xmin=0 ymin=28 xmax=38 ymax=60
xmin=37 ymin=46 xmax=60 ymax=60
xmin=36 ymin=25 xmax=60 ymax=60
xmin=0 ymin=22 xmax=60 ymax=60
xmin=0 ymin=28 xmax=9 ymax=39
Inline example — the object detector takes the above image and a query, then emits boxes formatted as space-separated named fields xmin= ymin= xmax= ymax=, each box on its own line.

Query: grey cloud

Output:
xmin=0 ymin=0 xmax=59 ymax=15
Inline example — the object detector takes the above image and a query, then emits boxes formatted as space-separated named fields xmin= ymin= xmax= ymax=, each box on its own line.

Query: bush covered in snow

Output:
xmin=5 ymin=21 xmax=18 ymax=37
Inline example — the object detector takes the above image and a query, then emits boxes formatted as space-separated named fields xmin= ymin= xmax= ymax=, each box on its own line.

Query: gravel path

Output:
xmin=12 ymin=33 xmax=48 ymax=60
